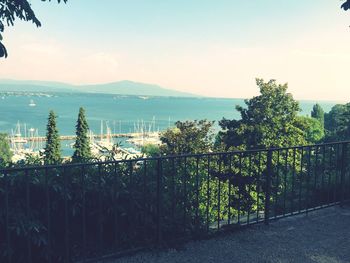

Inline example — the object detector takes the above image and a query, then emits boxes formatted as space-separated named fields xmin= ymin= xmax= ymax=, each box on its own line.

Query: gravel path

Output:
xmin=108 ymin=206 xmax=350 ymax=263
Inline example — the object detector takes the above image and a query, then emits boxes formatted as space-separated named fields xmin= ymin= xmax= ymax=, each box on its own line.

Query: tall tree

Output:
xmin=0 ymin=0 xmax=67 ymax=58
xmin=72 ymin=107 xmax=91 ymax=163
xmin=311 ymin=103 xmax=324 ymax=129
xmin=0 ymin=133 xmax=12 ymax=167
xmin=44 ymin=110 xmax=61 ymax=164
xmin=218 ymin=79 xmax=306 ymax=150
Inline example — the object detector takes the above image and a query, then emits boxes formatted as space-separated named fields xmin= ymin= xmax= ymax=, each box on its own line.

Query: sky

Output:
xmin=0 ymin=0 xmax=349 ymax=100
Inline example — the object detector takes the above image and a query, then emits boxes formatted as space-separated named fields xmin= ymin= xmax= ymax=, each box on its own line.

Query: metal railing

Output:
xmin=0 ymin=141 xmax=349 ymax=262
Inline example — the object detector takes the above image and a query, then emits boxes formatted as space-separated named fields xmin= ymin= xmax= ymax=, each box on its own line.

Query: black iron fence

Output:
xmin=1 ymin=141 xmax=350 ymax=262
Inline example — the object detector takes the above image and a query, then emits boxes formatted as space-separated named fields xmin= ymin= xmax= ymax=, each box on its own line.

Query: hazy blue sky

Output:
xmin=0 ymin=0 xmax=349 ymax=100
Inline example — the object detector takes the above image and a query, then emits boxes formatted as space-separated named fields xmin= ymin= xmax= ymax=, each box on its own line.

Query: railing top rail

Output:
xmin=1 ymin=140 xmax=349 ymax=173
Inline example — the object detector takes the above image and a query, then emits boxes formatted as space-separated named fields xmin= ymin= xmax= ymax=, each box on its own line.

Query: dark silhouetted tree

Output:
xmin=0 ymin=133 xmax=12 ymax=167
xmin=44 ymin=110 xmax=61 ymax=164
xmin=0 ymin=0 xmax=67 ymax=58
xmin=342 ymin=0 xmax=350 ymax=10
xmin=311 ymin=103 xmax=324 ymax=129
xmin=72 ymin=107 xmax=91 ymax=163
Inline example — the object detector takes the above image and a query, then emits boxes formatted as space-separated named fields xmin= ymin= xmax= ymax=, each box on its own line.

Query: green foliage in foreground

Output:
xmin=1 ymin=144 xmax=348 ymax=262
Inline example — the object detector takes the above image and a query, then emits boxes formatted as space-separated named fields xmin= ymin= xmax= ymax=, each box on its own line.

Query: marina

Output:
xmin=8 ymin=120 xmax=161 ymax=162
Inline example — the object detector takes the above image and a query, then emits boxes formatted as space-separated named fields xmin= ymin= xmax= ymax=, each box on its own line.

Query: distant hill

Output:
xmin=0 ymin=79 xmax=77 ymax=93
xmin=0 ymin=79 xmax=198 ymax=97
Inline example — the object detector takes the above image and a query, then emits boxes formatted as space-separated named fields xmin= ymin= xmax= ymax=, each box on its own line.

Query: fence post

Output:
xmin=156 ymin=158 xmax=163 ymax=246
xmin=265 ymin=149 xmax=273 ymax=225
xmin=340 ymin=142 xmax=347 ymax=207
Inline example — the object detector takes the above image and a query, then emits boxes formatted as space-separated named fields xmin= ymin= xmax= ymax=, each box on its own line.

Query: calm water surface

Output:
xmin=0 ymin=93 xmax=339 ymax=155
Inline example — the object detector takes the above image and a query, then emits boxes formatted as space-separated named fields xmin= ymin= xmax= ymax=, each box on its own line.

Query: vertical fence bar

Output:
xmin=256 ymin=152 xmax=261 ymax=222
xmin=238 ymin=153 xmax=242 ymax=224
xmin=156 ymin=158 xmax=162 ymax=245
xmin=183 ymin=157 xmax=187 ymax=233
xmin=25 ymin=169 xmax=32 ymax=263
xmin=195 ymin=157 xmax=200 ymax=234
xmin=217 ymin=157 xmax=222 ymax=230
xmin=298 ymin=148 xmax=304 ymax=213
xmin=98 ymin=164 xmax=103 ymax=253
xmin=328 ymin=146 xmax=333 ymax=204
xmin=247 ymin=154 xmax=252 ymax=224
xmin=142 ymin=160 xmax=147 ymax=228
xmin=45 ymin=168 xmax=52 ymax=263
xmin=335 ymin=144 xmax=340 ymax=202
xmin=5 ymin=172 xmax=11 ymax=263
xmin=321 ymin=145 xmax=326 ymax=207
xmin=340 ymin=142 xmax=348 ymax=207
xmin=228 ymin=154 xmax=232 ymax=225
xmin=63 ymin=166 xmax=69 ymax=263
xmin=114 ymin=162 xmax=119 ymax=250
xmin=265 ymin=149 xmax=272 ymax=225
xmin=283 ymin=149 xmax=288 ymax=216
xmin=206 ymin=156 xmax=210 ymax=232
xmin=81 ymin=165 xmax=87 ymax=262
xmin=274 ymin=150 xmax=280 ymax=219
xmin=306 ymin=147 xmax=312 ymax=214
xmin=314 ymin=146 xmax=319 ymax=208
xmin=171 ymin=158 xmax=175 ymax=222
xmin=291 ymin=148 xmax=296 ymax=214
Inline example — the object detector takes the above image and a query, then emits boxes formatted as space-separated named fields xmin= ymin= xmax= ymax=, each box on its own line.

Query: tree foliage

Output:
xmin=218 ymin=79 xmax=306 ymax=150
xmin=43 ymin=110 xmax=61 ymax=164
xmin=311 ymin=103 xmax=324 ymax=129
xmin=296 ymin=116 xmax=324 ymax=144
xmin=324 ymin=103 xmax=350 ymax=142
xmin=141 ymin=143 xmax=160 ymax=157
xmin=0 ymin=132 xmax=12 ymax=167
xmin=342 ymin=0 xmax=350 ymax=10
xmin=72 ymin=107 xmax=92 ymax=163
xmin=0 ymin=0 xmax=67 ymax=57
xmin=160 ymin=120 xmax=214 ymax=155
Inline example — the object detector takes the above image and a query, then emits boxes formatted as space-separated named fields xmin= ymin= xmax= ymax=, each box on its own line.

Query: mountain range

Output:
xmin=0 ymin=79 xmax=198 ymax=97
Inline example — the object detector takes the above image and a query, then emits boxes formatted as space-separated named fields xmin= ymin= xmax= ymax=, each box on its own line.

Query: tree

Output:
xmin=342 ymin=0 xmax=350 ymax=10
xmin=324 ymin=103 xmax=350 ymax=142
xmin=72 ymin=107 xmax=91 ymax=163
xmin=160 ymin=120 xmax=214 ymax=155
xmin=311 ymin=103 xmax=324 ymax=129
xmin=0 ymin=133 xmax=12 ymax=167
xmin=218 ymin=79 xmax=306 ymax=150
xmin=44 ymin=110 xmax=61 ymax=164
xmin=0 ymin=0 xmax=67 ymax=58
xmin=296 ymin=116 xmax=324 ymax=144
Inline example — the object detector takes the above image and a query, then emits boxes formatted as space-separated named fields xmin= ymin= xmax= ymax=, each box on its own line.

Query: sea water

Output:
xmin=0 ymin=92 xmax=340 ymax=156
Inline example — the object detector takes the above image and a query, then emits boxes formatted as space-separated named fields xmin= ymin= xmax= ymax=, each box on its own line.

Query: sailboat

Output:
xmin=29 ymin=99 xmax=36 ymax=107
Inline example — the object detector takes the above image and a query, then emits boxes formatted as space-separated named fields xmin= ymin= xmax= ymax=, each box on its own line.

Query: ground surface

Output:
xmin=108 ymin=206 xmax=350 ymax=263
